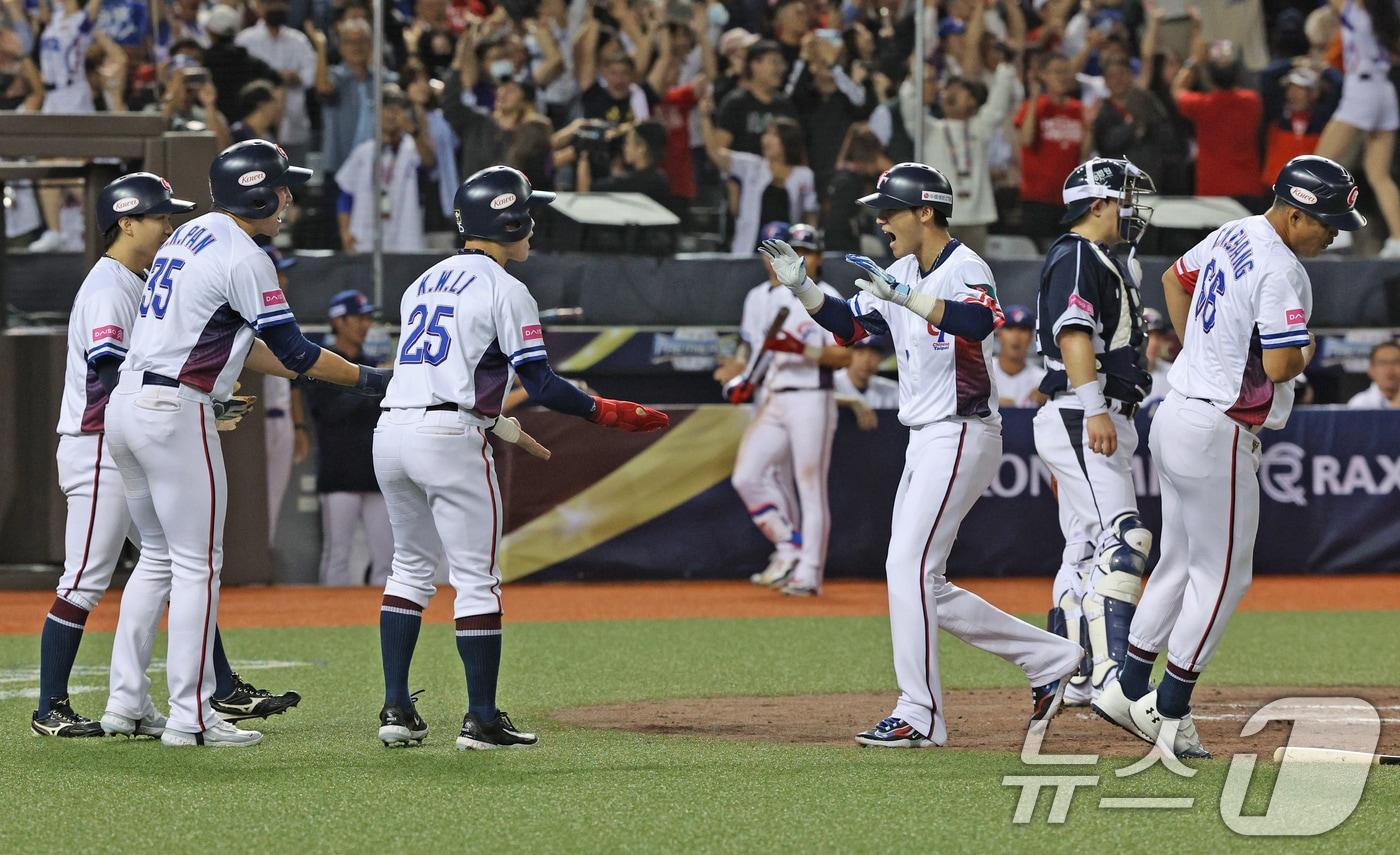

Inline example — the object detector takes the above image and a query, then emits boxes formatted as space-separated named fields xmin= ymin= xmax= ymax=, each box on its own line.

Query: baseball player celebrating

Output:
xmin=761 ymin=162 xmax=1082 ymax=747
xmin=103 ymin=141 xmax=391 ymax=747
xmin=374 ymin=166 xmax=668 ymax=750
xmin=1032 ymin=158 xmax=1156 ymax=706
xmin=36 ymin=173 xmax=298 ymax=739
xmin=1094 ymin=156 xmax=1360 ymax=757
xmin=722 ymin=222 xmax=849 ymax=596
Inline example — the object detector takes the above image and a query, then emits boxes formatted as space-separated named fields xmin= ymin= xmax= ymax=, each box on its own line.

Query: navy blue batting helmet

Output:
xmin=453 ymin=165 xmax=556 ymax=243
xmin=209 ymin=139 xmax=312 ymax=220
xmin=96 ymin=172 xmax=195 ymax=233
xmin=858 ymin=162 xmax=955 ymax=217
xmin=1272 ymin=155 xmax=1366 ymax=231
xmin=788 ymin=223 xmax=822 ymax=251
xmin=759 ymin=221 xmax=792 ymax=244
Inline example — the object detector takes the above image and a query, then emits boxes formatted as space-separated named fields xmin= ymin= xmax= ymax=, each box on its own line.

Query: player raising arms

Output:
xmin=1032 ymin=158 xmax=1155 ymax=708
xmin=374 ymin=166 xmax=668 ymax=751
xmin=36 ymin=173 xmax=298 ymax=739
xmin=104 ymin=141 xmax=392 ymax=747
xmin=1093 ymin=156 xmax=1362 ymax=757
xmin=761 ymin=163 xmax=1082 ymax=747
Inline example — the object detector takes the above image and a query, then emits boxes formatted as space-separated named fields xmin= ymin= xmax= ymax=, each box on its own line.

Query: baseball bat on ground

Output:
xmin=1272 ymin=747 xmax=1400 ymax=765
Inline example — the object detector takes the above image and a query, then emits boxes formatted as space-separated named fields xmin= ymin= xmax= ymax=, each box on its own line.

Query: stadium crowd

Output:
xmin=5 ymin=0 xmax=1400 ymax=256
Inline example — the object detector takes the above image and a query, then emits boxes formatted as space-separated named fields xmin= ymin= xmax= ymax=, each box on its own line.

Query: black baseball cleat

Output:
xmin=1029 ymin=678 xmax=1069 ymax=730
xmin=31 ymin=696 xmax=105 ymax=738
xmin=456 ymin=710 xmax=538 ymax=750
xmin=379 ymin=692 xmax=429 ymax=747
xmin=211 ymin=672 xmax=301 ymax=722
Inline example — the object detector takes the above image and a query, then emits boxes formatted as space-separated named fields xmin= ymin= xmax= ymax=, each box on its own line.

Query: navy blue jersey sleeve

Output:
xmin=515 ymin=359 xmax=595 ymax=419
xmin=258 ymin=320 xmax=323 ymax=374
xmin=1044 ymin=239 xmax=1099 ymax=339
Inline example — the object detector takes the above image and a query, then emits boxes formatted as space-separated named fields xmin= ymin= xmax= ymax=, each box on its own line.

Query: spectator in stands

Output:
xmin=822 ymin=124 xmax=892 ymax=254
xmin=236 ymin=0 xmax=317 ymax=161
xmin=1172 ymin=38 xmax=1265 ymax=206
xmin=1198 ymin=0 xmax=1269 ymax=72
xmin=156 ymin=60 xmax=234 ymax=150
xmin=899 ymin=57 xmax=1018 ymax=255
xmin=314 ymin=17 xmax=377 ymax=174
xmin=991 ymin=305 xmax=1045 ymax=407
xmin=1347 ymin=341 xmax=1400 ymax=409
xmin=204 ymin=4 xmax=279 ymax=123
xmin=793 ymin=31 xmax=870 ymax=200
xmin=1016 ymin=52 xmax=1089 ymax=241
xmin=1092 ymin=55 xmax=1176 ymax=200
xmin=0 ymin=26 xmax=43 ymax=111
xmin=1259 ymin=67 xmax=1334 ymax=190
xmin=504 ymin=114 xmax=556 ymax=190
xmin=533 ymin=0 xmax=582 ymax=126
xmin=335 ymin=85 xmax=434 ymax=254
xmin=577 ymin=120 xmax=672 ymax=207
xmin=771 ymin=0 xmax=812 ymax=67
xmin=648 ymin=13 xmax=716 ymax=206
xmin=1313 ymin=0 xmax=1400 ymax=259
xmin=701 ymin=100 xmax=816 ymax=255
xmin=581 ymin=52 xmax=653 ymax=125
xmin=301 ymin=290 xmax=394 ymax=586
xmin=230 ymin=80 xmax=283 ymax=143
xmin=155 ymin=0 xmax=206 ymax=63
xmin=715 ymin=40 xmax=798 ymax=155
xmin=1136 ymin=2 xmax=1194 ymax=195
xmin=714 ymin=27 xmax=759 ymax=105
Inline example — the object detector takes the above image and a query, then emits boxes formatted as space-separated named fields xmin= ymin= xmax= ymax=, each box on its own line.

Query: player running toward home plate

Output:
xmin=103 ymin=141 xmax=392 ymax=747
xmin=35 ymin=172 xmax=299 ymax=738
xmin=1093 ymin=155 xmax=1362 ymax=758
xmin=722 ymin=222 xmax=849 ymax=596
xmin=760 ymin=162 xmax=1082 ymax=747
xmin=374 ymin=165 xmax=669 ymax=750
xmin=1032 ymin=158 xmax=1156 ymax=709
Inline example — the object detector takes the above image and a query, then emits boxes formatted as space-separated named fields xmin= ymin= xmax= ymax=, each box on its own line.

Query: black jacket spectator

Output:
xmin=300 ymin=347 xmax=383 ymax=494
xmin=205 ymin=35 xmax=279 ymax=123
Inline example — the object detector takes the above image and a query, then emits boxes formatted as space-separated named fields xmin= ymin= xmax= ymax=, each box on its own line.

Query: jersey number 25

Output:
xmin=399 ymin=305 xmax=454 ymax=365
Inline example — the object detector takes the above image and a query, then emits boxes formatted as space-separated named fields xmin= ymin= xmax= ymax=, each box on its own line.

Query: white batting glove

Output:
xmin=759 ymin=239 xmax=824 ymax=312
xmin=845 ymin=254 xmax=938 ymax=320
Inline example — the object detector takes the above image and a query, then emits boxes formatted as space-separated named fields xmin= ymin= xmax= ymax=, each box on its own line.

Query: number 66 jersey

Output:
xmin=122 ymin=213 xmax=295 ymax=399
xmin=380 ymin=249 xmax=544 ymax=419
xmin=1168 ymin=215 xmax=1313 ymax=430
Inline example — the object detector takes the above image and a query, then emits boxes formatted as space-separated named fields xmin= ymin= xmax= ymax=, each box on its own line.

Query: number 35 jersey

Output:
xmin=1169 ymin=215 xmax=1313 ymax=429
xmin=381 ymin=249 xmax=544 ymax=418
xmin=122 ymin=213 xmax=294 ymax=400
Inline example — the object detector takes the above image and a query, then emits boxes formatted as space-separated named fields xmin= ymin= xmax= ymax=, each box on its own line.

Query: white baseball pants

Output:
xmin=1032 ymin=397 xmax=1140 ymax=553
xmin=318 ymin=491 xmax=395 ymax=586
xmin=54 ymin=433 xmax=140 ymax=612
xmin=886 ymin=419 xmax=1082 ymax=743
xmin=103 ymin=375 xmax=224 ymax=733
xmin=265 ymin=413 xmax=293 ymax=545
xmin=1130 ymin=393 xmax=1261 ymax=674
xmin=374 ymin=408 xmax=499 ymax=619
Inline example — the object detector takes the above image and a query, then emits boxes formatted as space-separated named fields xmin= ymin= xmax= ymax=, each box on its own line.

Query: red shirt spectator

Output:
xmin=654 ymin=84 xmax=699 ymax=199
xmin=1176 ymin=87 xmax=1265 ymax=196
xmin=1015 ymin=94 xmax=1087 ymax=204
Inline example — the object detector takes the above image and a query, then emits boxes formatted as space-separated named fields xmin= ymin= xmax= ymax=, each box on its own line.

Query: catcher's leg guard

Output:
xmin=1083 ymin=513 xmax=1152 ymax=690
xmin=1047 ymin=606 xmax=1067 ymax=638
xmin=1050 ymin=591 xmax=1091 ymax=685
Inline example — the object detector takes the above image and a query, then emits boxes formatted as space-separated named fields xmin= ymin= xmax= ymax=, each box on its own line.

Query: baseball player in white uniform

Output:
xmin=834 ymin=338 xmax=900 ymax=429
xmin=1094 ymin=156 xmax=1362 ymax=758
xmin=261 ymin=246 xmax=297 ymax=544
xmin=374 ymin=166 xmax=669 ymax=751
xmin=1033 ymin=158 xmax=1156 ymax=707
xmin=990 ymin=305 xmax=1045 ymax=407
xmin=37 ymin=172 xmax=298 ymax=739
xmin=103 ymin=142 xmax=390 ymax=748
xmin=722 ymin=223 xmax=850 ymax=596
xmin=761 ymin=162 xmax=1082 ymax=747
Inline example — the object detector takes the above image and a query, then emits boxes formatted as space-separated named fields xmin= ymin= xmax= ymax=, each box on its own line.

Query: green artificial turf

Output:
xmin=1 ymin=611 xmax=1396 ymax=853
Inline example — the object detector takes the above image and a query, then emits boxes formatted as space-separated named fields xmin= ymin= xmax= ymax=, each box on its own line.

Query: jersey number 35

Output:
xmin=139 ymin=257 xmax=184 ymax=320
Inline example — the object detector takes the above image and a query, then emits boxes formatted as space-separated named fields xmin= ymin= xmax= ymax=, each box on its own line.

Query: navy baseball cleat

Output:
xmin=31 ymin=696 xmax=105 ymax=738
xmin=379 ymin=693 xmax=429 ymax=747
xmin=855 ymin=716 xmax=936 ymax=748
xmin=1029 ymin=679 xmax=1068 ymax=731
xmin=456 ymin=710 xmax=538 ymax=750
xmin=212 ymin=672 xmax=301 ymax=722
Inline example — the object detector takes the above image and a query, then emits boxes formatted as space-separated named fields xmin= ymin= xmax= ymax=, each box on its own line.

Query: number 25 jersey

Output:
xmin=1169 ymin=215 xmax=1313 ymax=429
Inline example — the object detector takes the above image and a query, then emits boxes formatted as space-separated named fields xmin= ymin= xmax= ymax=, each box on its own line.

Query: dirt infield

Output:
xmin=2 ymin=575 xmax=1399 ymax=635
xmin=555 ymin=685 xmax=1400 ymax=756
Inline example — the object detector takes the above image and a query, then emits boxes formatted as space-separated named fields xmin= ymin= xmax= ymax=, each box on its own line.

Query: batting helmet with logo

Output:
xmin=452 ymin=165 xmax=556 ymax=243
xmin=857 ymin=162 xmax=955 ymax=217
xmin=788 ymin=223 xmax=822 ymax=251
xmin=209 ymin=139 xmax=312 ymax=220
xmin=96 ymin=172 xmax=196 ymax=234
xmin=1272 ymin=155 xmax=1366 ymax=231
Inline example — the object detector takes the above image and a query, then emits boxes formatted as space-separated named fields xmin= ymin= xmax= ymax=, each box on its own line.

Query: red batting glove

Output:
xmin=723 ymin=378 xmax=754 ymax=404
xmin=764 ymin=331 xmax=808 ymax=354
xmin=590 ymin=396 xmax=670 ymax=432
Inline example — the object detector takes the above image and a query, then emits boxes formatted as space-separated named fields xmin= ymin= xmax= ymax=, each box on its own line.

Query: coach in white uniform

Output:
xmin=373 ymin=166 xmax=669 ymax=751
xmin=104 ymin=141 xmax=390 ymax=747
xmin=762 ymin=162 xmax=1082 ymax=747
xmin=1094 ymin=155 xmax=1363 ymax=758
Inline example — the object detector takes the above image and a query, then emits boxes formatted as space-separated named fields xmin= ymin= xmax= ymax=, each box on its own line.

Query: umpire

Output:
xmin=301 ymin=290 xmax=395 ymax=586
xmin=1031 ymin=157 xmax=1156 ymax=706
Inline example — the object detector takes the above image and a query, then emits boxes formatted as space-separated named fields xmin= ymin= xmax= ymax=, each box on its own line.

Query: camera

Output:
xmin=574 ymin=120 xmax=619 ymax=155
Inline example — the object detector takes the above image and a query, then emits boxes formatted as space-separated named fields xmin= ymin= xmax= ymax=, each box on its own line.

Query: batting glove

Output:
xmin=590 ymin=396 xmax=670 ymax=432
xmin=759 ymin=240 xmax=824 ymax=312
xmin=845 ymin=254 xmax=938 ymax=321
xmin=765 ymin=331 xmax=822 ymax=361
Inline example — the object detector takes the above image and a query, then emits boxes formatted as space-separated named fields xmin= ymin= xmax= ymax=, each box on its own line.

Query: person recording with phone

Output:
xmin=152 ymin=58 xmax=233 ymax=149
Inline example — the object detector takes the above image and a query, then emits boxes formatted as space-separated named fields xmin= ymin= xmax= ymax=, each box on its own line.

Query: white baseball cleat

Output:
xmin=1091 ymin=680 xmax=1151 ymax=742
xmin=1126 ymin=690 xmax=1211 ymax=758
xmin=101 ymin=708 xmax=167 ymax=738
xmin=1063 ymin=678 xmax=1095 ymax=707
xmin=750 ymin=554 xmax=798 ymax=587
xmin=160 ymin=720 xmax=262 ymax=747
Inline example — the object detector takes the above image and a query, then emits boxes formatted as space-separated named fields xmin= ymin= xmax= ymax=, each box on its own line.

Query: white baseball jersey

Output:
xmin=739 ymin=279 xmax=840 ymax=391
xmin=833 ymin=369 xmax=900 ymax=408
xmin=58 ymin=256 xmax=143 ymax=435
xmin=1340 ymin=0 xmax=1390 ymax=77
xmin=990 ymin=359 xmax=1044 ymax=406
xmin=1169 ymin=215 xmax=1312 ymax=429
xmin=39 ymin=6 xmax=95 ymax=113
xmin=846 ymin=241 xmax=1004 ymax=427
xmin=121 ymin=213 xmax=294 ymax=400
xmin=381 ymin=249 xmax=543 ymax=417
